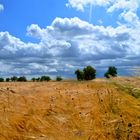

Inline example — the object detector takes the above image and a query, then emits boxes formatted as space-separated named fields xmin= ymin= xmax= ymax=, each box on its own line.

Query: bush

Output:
xmin=31 ymin=77 xmax=36 ymax=82
xmin=17 ymin=76 xmax=27 ymax=82
xmin=75 ymin=69 xmax=84 ymax=81
xmin=83 ymin=66 xmax=96 ymax=80
xmin=45 ymin=76 xmax=51 ymax=82
xmin=56 ymin=76 xmax=63 ymax=81
xmin=36 ymin=77 xmax=41 ymax=82
xmin=104 ymin=66 xmax=117 ymax=78
xmin=75 ymin=66 xmax=96 ymax=81
xmin=0 ymin=78 xmax=4 ymax=82
xmin=11 ymin=76 xmax=18 ymax=82
xmin=104 ymin=72 xmax=110 ymax=78
xmin=6 ymin=78 xmax=10 ymax=82
xmin=40 ymin=76 xmax=51 ymax=82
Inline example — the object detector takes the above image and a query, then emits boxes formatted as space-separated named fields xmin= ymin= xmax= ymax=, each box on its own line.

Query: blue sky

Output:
xmin=0 ymin=0 xmax=140 ymax=78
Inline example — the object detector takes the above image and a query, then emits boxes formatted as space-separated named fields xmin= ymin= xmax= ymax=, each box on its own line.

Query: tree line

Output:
xmin=75 ymin=66 xmax=117 ymax=81
xmin=0 ymin=76 xmax=27 ymax=82
xmin=0 ymin=76 xmax=63 ymax=82
xmin=0 ymin=66 xmax=117 ymax=82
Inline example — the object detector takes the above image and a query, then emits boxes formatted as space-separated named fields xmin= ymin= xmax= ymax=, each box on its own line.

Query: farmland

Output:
xmin=0 ymin=77 xmax=140 ymax=140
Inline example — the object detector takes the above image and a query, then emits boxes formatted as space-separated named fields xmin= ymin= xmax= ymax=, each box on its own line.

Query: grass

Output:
xmin=117 ymin=84 xmax=140 ymax=99
xmin=112 ymin=77 xmax=140 ymax=99
xmin=0 ymin=79 xmax=140 ymax=140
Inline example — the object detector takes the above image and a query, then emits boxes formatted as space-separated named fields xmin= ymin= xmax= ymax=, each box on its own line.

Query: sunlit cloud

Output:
xmin=0 ymin=4 xmax=4 ymax=12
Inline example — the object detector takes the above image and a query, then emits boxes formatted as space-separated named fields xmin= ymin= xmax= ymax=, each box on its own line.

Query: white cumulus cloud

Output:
xmin=66 ymin=0 xmax=111 ymax=11
xmin=67 ymin=0 xmax=140 ymax=24
xmin=0 ymin=17 xmax=140 ymax=77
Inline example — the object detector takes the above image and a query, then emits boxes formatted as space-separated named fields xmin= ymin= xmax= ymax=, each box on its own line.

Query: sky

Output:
xmin=0 ymin=0 xmax=140 ymax=78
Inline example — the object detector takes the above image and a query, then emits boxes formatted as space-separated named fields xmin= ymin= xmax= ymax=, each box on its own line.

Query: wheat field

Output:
xmin=0 ymin=78 xmax=140 ymax=140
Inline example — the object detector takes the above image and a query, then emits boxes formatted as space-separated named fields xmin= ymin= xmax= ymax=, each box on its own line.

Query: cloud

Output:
xmin=27 ymin=24 xmax=47 ymax=39
xmin=66 ymin=0 xmax=111 ymax=11
xmin=107 ymin=0 xmax=140 ymax=13
xmin=0 ymin=32 xmax=43 ymax=58
xmin=67 ymin=0 xmax=140 ymax=12
xmin=0 ymin=17 xmax=140 ymax=77
xmin=0 ymin=4 xmax=4 ymax=12
xmin=130 ymin=67 xmax=140 ymax=76
xmin=27 ymin=17 xmax=133 ymax=59
xmin=0 ymin=1 xmax=140 ymax=78
xmin=119 ymin=11 xmax=139 ymax=24
xmin=67 ymin=0 xmax=140 ymax=24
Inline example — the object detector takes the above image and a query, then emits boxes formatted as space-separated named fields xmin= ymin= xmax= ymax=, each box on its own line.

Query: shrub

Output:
xmin=0 ymin=78 xmax=4 ymax=82
xmin=75 ymin=66 xmax=96 ymax=81
xmin=75 ymin=69 xmax=84 ymax=81
xmin=11 ymin=76 xmax=18 ymax=82
xmin=104 ymin=66 xmax=117 ymax=78
xmin=17 ymin=76 xmax=27 ymax=82
xmin=56 ymin=76 xmax=63 ymax=81
xmin=40 ymin=76 xmax=51 ymax=82
xmin=31 ymin=77 xmax=36 ymax=82
xmin=83 ymin=66 xmax=96 ymax=80
xmin=45 ymin=76 xmax=51 ymax=82
xmin=36 ymin=77 xmax=41 ymax=82
xmin=6 ymin=78 xmax=10 ymax=82
xmin=104 ymin=72 xmax=110 ymax=78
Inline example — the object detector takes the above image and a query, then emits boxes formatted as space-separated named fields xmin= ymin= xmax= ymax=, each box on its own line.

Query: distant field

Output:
xmin=0 ymin=77 xmax=140 ymax=140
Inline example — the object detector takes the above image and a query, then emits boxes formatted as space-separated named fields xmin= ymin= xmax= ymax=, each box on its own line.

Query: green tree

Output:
xmin=11 ymin=76 xmax=18 ymax=82
xmin=45 ymin=76 xmax=51 ymax=82
xmin=0 ymin=78 xmax=4 ymax=82
xmin=31 ymin=77 xmax=36 ymax=82
xmin=40 ymin=76 xmax=51 ymax=81
xmin=56 ymin=76 xmax=63 ymax=81
xmin=17 ymin=76 xmax=27 ymax=82
xmin=104 ymin=66 xmax=117 ymax=78
xmin=6 ymin=78 xmax=10 ymax=82
xmin=75 ymin=69 xmax=84 ymax=81
xmin=40 ymin=76 xmax=46 ymax=81
xmin=83 ymin=66 xmax=96 ymax=80
xmin=36 ymin=77 xmax=41 ymax=82
xmin=104 ymin=72 xmax=110 ymax=78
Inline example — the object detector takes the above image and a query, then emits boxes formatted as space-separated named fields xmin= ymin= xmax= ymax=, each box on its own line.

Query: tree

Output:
xmin=17 ymin=76 xmax=27 ymax=82
xmin=45 ymin=76 xmax=51 ymax=82
xmin=31 ymin=77 xmax=36 ymax=82
xmin=83 ymin=66 xmax=96 ymax=80
xmin=104 ymin=72 xmax=110 ymax=78
xmin=0 ymin=78 xmax=4 ymax=82
xmin=75 ymin=69 xmax=84 ymax=81
xmin=104 ymin=66 xmax=117 ymax=78
xmin=11 ymin=76 xmax=18 ymax=82
xmin=36 ymin=77 xmax=41 ymax=82
xmin=40 ymin=76 xmax=46 ymax=81
xmin=40 ymin=76 xmax=51 ymax=82
xmin=56 ymin=76 xmax=63 ymax=81
xmin=6 ymin=78 xmax=10 ymax=82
